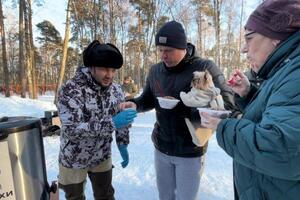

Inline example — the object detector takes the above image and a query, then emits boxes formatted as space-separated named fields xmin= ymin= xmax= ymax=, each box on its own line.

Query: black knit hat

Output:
xmin=83 ymin=40 xmax=123 ymax=69
xmin=155 ymin=21 xmax=187 ymax=49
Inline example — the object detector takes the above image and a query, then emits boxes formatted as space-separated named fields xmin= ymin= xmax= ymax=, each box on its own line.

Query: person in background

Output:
xmin=57 ymin=40 xmax=137 ymax=200
xmin=200 ymin=0 xmax=300 ymax=199
xmin=121 ymin=75 xmax=138 ymax=100
xmin=121 ymin=20 xmax=236 ymax=200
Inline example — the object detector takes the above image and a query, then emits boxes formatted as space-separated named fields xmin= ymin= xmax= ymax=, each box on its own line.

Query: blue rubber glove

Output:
xmin=118 ymin=145 xmax=129 ymax=168
xmin=112 ymin=109 xmax=137 ymax=129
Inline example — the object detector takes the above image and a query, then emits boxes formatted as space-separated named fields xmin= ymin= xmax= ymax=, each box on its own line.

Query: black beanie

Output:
xmin=83 ymin=40 xmax=123 ymax=69
xmin=155 ymin=21 xmax=187 ymax=49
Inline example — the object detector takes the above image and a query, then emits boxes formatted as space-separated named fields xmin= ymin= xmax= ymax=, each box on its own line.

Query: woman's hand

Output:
xmin=227 ymin=70 xmax=251 ymax=97
xmin=200 ymin=112 xmax=222 ymax=130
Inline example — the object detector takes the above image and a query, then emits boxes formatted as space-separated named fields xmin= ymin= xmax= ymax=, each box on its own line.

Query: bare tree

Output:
xmin=6 ymin=23 xmax=19 ymax=90
xmin=24 ymin=0 xmax=35 ymax=98
xmin=2 ymin=0 xmax=263 ymax=96
xmin=36 ymin=20 xmax=62 ymax=94
xmin=193 ymin=0 xmax=214 ymax=57
xmin=56 ymin=0 xmax=72 ymax=103
xmin=213 ymin=0 xmax=222 ymax=67
xmin=108 ymin=0 xmax=116 ymax=44
xmin=0 ymin=0 xmax=9 ymax=97
xmin=238 ymin=0 xmax=244 ymax=65
xmin=114 ymin=0 xmax=129 ymax=81
xmin=129 ymin=0 xmax=158 ymax=88
xmin=19 ymin=0 xmax=26 ymax=97
xmin=27 ymin=0 xmax=37 ymax=98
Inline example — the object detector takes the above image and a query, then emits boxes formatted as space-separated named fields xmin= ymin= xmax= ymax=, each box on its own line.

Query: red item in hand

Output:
xmin=227 ymin=73 xmax=238 ymax=86
xmin=227 ymin=78 xmax=236 ymax=86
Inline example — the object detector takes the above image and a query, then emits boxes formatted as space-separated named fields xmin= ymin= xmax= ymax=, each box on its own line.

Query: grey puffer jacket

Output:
xmin=57 ymin=67 xmax=129 ymax=169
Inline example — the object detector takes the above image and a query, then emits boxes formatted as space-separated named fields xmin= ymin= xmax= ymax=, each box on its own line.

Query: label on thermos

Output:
xmin=0 ymin=141 xmax=16 ymax=200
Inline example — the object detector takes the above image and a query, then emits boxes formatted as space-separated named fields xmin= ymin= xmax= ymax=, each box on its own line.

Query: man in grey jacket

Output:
xmin=57 ymin=40 xmax=137 ymax=200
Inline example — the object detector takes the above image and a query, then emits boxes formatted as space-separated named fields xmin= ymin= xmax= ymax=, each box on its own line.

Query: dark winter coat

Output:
xmin=57 ymin=67 xmax=129 ymax=169
xmin=217 ymin=30 xmax=300 ymax=199
xmin=132 ymin=43 xmax=235 ymax=157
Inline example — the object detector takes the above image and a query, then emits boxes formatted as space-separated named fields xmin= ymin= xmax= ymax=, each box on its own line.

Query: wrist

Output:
xmin=240 ymin=84 xmax=251 ymax=97
xmin=118 ymin=144 xmax=128 ymax=150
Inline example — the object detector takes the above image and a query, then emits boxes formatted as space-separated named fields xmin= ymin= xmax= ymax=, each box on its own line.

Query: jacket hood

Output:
xmin=187 ymin=43 xmax=197 ymax=56
xmin=185 ymin=42 xmax=203 ymax=65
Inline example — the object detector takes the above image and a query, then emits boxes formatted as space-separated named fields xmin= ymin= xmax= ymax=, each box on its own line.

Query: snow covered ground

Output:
xmin=0 ymin=94 xmax=233 ymax=200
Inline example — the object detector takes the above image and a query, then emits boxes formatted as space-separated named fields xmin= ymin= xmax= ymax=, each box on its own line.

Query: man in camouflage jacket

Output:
xmin=57 ymin=40 xmax=137 ymax=200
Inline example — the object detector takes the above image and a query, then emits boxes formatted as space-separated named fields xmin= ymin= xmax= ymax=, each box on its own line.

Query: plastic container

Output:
xmin=157 ymin=97 xmax=180 ymax=109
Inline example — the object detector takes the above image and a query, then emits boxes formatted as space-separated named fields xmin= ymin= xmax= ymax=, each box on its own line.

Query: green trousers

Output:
xmin=58 ymin=158 xmax=115 ymax=200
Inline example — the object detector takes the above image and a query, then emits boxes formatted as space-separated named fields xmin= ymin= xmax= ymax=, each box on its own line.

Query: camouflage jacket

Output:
xmin=57 ymin=67 xmax=129 ymax=169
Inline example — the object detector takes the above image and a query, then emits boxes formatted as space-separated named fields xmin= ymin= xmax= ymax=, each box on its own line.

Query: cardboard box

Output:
xmin=185 ymin=118 xmax=214 ymax=147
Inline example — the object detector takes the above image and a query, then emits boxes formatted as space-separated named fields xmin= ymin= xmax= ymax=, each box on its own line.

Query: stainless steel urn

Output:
xmin=0 ymin=116 xmax=50 ymax=200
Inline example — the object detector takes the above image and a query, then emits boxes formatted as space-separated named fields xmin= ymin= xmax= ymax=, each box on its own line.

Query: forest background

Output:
xmin=0 ymin=0 xmax=261 ymax=100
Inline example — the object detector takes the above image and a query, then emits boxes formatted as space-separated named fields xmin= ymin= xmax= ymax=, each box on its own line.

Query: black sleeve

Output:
xmin=129 ymin=68 xmax=155 ymax=112
xmin=190 ymin=107 xmax=201 ymax=123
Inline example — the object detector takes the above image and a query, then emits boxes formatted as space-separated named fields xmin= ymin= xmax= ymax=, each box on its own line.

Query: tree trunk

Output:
xmin=135 ymin=11 xmax=142 ymax=90
xmin=108 ymin=0 xmax=116 ymax=44
xmin=213 ymin=0 xmax=221 ymax=67
xmin=120 ymin=11 xmax=125 ymax=83
xmin=93 ymin=0 xmax=97 ymax=40
xmin=19 ymin=0 xmax=26 ymax=98
xmin=24 ymin=0 xmax=34 ymax=98
xmin=196 ymin=11 xmax=203 ymax=57
xmin=0 ymin=0 xmax=10 ymax=97
xmin=28 ymin=0 xmax=37 ymax=98
xmin=71 ymin=0 xmax=81 ymax=67
xmin=55 ymin=0 xmax=71 ymax=104
xmin=100 ymin=0 xmax=106 ymax=42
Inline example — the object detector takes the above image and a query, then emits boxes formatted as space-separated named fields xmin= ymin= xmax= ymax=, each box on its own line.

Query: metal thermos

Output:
xmin=0 ymin=116 xmax=50 ymax=200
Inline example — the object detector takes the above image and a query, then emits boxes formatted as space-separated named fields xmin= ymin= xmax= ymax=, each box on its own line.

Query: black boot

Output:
xmin=59 ymin=181 xmax=85 ymax=200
